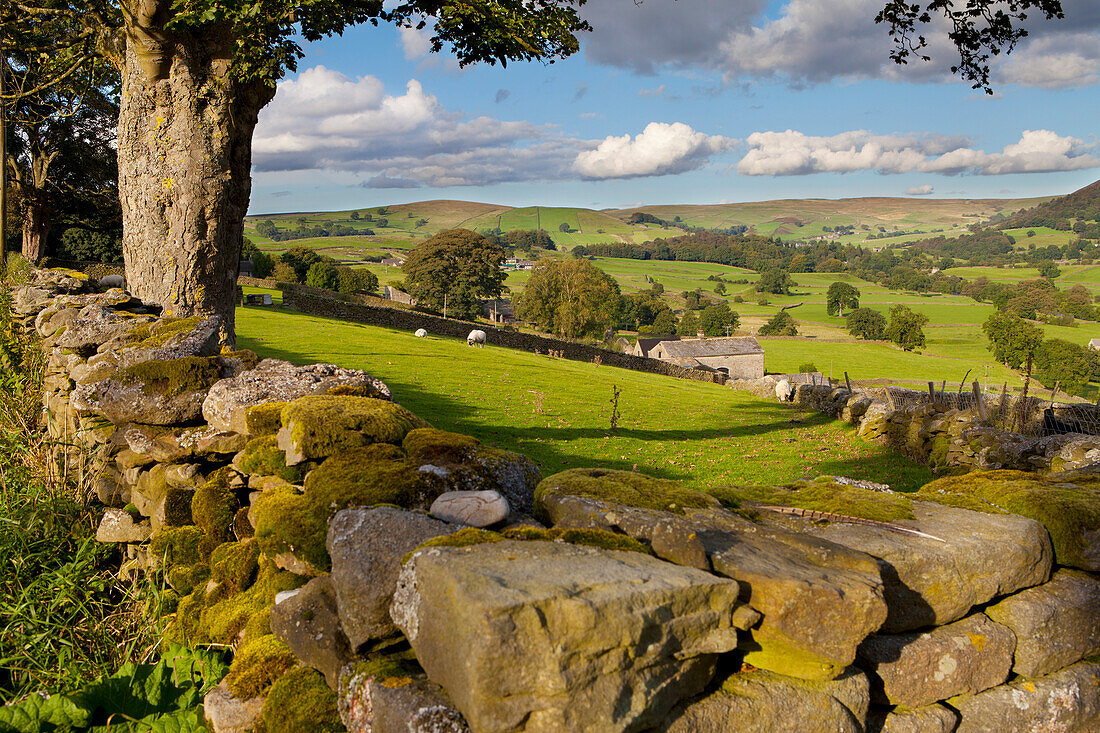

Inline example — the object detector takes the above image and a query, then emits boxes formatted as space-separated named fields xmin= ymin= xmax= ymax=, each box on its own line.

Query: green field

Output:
xmin=235 ymin=295 xmax=934 ymax=491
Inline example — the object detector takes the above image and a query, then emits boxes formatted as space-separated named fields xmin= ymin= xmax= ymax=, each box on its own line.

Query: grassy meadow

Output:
xmin=235 ymin=294 xmax=934 ymax=492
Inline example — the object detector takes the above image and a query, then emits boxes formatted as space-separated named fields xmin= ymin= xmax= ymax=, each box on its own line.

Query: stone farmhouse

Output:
xmin=650 ymin=336 xmax=765 ymax=379
xmin=632 ymin=335 xmax=679 ymax=358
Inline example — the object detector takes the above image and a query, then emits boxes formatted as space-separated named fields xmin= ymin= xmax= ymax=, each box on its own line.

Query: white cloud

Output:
xmin=399 ymin=27 xmax=432 ymax=60
xmin=906 ymin=185 xmax=935 ymax=195
xmin=574 ymin=122 xmax=736 ymax=179
xmin=1001 ymin=33 xmax=1100 ymax=88
xmin=738 ymin=129 xmax=1099 ymax=177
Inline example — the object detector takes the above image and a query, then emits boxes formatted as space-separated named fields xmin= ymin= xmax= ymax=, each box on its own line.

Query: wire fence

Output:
xmin=840 ymin=369 xmax=1100 ymax=438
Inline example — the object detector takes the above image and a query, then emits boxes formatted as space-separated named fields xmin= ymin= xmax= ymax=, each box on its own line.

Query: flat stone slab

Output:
xmin=542 ymin=494 xmax=887 ymax=681
xmin=857 ymin=613 xmax=1015 ymax=708
xmin=270 ymin=575 xmax=352 ymax=689
xmin=985 ymin=568 xmax=1100 ymax=678
xmin=96 ymin=508 xmax=152 ymax=543
xmin=202 ymin=358 xmax=391 ymax=434
xmin=869 ymin=703 xmax=958 ymax=733
xmin=763 ymin=500 xmax=1053 ymax=632
xmin=659 ymin=668 xmax=870 ymax=733
xmin=328 ymin=507 xmax=454 ymax=648
xmin=391 ymin=540 xmax=742 ymax=733
xmin=429 ymin=490 xmax=509 ymax=527
xmin=952 ymin=661 xmax=1100 ymax=733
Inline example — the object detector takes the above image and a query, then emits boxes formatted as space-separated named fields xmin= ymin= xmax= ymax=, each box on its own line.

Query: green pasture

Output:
xmin=1002 ymin=227 xmax=1078 ymax=250
xmin=235 ymin=297 xmax=933 ymax=491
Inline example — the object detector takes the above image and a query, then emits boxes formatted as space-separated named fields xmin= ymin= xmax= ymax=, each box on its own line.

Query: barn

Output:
xmin=649 ymin=336 xmax=765 ymax=379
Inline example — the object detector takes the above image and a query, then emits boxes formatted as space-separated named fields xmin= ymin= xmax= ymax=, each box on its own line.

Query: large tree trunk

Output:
xmin=117 ymin=15 xmax=273 ymax=345
xmin=20 ymin=201 xmax=48 ymax=263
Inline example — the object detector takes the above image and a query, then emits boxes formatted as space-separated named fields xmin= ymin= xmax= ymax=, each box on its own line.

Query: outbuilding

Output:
xmin=649 ymin=336 xmax=765 ymax=379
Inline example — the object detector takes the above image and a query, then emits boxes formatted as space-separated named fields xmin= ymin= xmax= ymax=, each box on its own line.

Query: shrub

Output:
xmin=758 ymin=311 xmax=798 ymax=336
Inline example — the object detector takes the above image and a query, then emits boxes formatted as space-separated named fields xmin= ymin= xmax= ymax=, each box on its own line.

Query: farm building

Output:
xmin=650 ymin=336 xmax=765 ymax=379
xmin=482 ymin=298 xmax=514 ymax=323
xmin=1089 ymin=338 xmax=1100 ymax=351
xmin=384 ymin=285 xmax=417 ymax=306
xmin=632 ymin=335 xmax=680 ymax=358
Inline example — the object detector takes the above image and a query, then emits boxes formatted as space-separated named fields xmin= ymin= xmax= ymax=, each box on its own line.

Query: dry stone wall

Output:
xmin=279 ymin=283 xmax=728 ymax=385
xmin=11 ymin=268 xmax=1100 ymax=733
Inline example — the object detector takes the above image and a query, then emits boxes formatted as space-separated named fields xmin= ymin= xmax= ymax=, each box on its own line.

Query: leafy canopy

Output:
xmin=514 ymin=258 xmax=621 ymax=340
xmin=403 ymin=228 xmax=506 ymax=319
xmin=885 ymin=304 xmax=929 ymax=351
xmin=826 ymin=282 xmax=860 ymax=317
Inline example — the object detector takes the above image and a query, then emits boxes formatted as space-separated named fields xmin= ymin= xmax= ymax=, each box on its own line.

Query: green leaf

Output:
xmin=0 ymin=693 xmax=90 ymax=732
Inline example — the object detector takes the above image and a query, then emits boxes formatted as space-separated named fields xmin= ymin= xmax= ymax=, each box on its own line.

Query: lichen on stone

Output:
xmin=125 ymin=316 xmax=202 ymax=350
xmin=210 ymin=540 xmax=261 ymax=592
xmin=224 ymin=633 xmax=298 ymax=700
xmin=149 ymin=525 xmax=205 ymax=566
xmin=279 ymin=395 xmax=430 ymax=463
xmin=244 ymin=401 xmax=288 ymax=437
xmin=917 ymin=469 xmax=1100 ymax=569
xmin=237 ymin=435 xmax=306 ymax=483
xmin=534 ymin=467 xmax=721 ymax=519
xmin=405 ymin=525 xmax=652 ymax=563
xmin=252 ymin=484 xmax=330 ymax=572
xmin=262 ymin=667 xmax=343 ymax=733
xmin=118 ymin=356 xmax=222 ymax=399
xmin=711 ymin=477 xmax=914 ymax=524
xmin=192 ymin=470 xmax=239 ymax=546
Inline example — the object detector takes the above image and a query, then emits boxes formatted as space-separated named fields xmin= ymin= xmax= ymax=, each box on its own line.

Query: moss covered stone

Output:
xmin=149 ymin=525 xmax=205 ymax=565
xmin=192 ymin=471 xmax=239 ymax=545
xmin=535 ymin=468 xmax=721 ymax=520
xmin=252 ymin=484 xmax=330 ymax=573
xmin=245 ymin=401 xmax=288 ymax=437
xmin=711 ymin=477 xmax=914 ymax=524
xmin=403 ymin=427 xmax=481 ymax=464
xmin=195 ymin=559 xmax=306 ymax=647
xmin=918 ymin=469 xmax=1100 ymax=570
xmin=237 ymin=435 xmax=307 ymax=483
xmin=166 ymin=563 xmax=211 ymax=596
xmin=304 ymin=445 xmax=436 ymax=510
xmin=225 ymin=634 xmax=298 ymax=700
xmin=278 ymin=395 xmax=430 ymax=464
xmin=162 ymin=487 xmax=195 ymax=527
xmin=125 ymin=316 xmax=202 ymax=350
xmin=119 ymin=356 xmax=222 ymax=399
xmin=262 ymin=667 xmax=343 ymax=733
xmin=210 ymin=540 xmax=261 ymax=592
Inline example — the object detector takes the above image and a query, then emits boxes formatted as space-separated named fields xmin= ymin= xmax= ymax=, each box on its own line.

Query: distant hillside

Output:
xmin=1002 ymin=179 xmax=1100 ymax=228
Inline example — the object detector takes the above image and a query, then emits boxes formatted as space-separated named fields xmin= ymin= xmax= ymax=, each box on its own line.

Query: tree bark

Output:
xmin=117 ymin=15 xmax=272 ymax=345
xmin=20 ymin=200 xmax=48 ymax=263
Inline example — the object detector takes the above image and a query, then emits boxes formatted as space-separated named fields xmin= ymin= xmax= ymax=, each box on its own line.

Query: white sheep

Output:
xmin=467 ymin=329 xmax=487 ymax=347
xmin=775 ymin=379 xmax=794 ymax=402
xmin=415 ymin=328 xmax=428 ymax=338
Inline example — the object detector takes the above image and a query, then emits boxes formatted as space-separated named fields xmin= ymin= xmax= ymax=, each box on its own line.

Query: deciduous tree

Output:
xmin=846 ymin=307 xmax=887 ymax=340
xmin=885 ymin=304 xmax=928 ymax=351
xmin=699 ymin=303 xmax=739 ymax=337
xmin=514 ymin=258 xmax=620 ymax=340
xmin=758 ymin=310 xmax=798 ymax=336
xmin=403 ymin=229 xmax=506 ymax=320
xmin=982 ymin=311 xmax=1043 ymax=369
xmin=826 ymin=282 xmax=860 ymax=317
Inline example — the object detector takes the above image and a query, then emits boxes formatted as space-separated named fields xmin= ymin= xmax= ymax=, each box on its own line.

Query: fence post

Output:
xmin=1050 ymin=381 xmax=1060 ymax=409
xmin=972 ymin=381 xmax=988 ymax=422
xmin=844 ymin=372 xmax=852 ymax=393
xmin=927 ymin=381 xmax=936 ymax=403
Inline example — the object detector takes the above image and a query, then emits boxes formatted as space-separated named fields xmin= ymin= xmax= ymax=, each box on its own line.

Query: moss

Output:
xmin=245 ymin=402 xmax=288 ymax=437
xmin=238 ymin=435 xmax=307 ymax=483
xmin=252 ymin=485 xmax=330 ymax=572
xmin=166 ymin=563 xmax=211 ymax=596
xmin=150 ymin=526 xmax=205 ymax=565
xmin=119 ymin=356 xmax=222 ymax=399
xmin=240 ymin=607 xmax=274 ymax=649
xmin=225 ymin=634 xmax=298 ymax=700
xmin=711 ymin=477 xmax=914 ymax=524
xmin=233 ymin=507 xmax=255 ymax=540
xmin=123 ymin=502 xmax=141 ymax=520
xmin=549 ymin=527 xmax=652 ymax=554
xmin=167 ymin=585 xmax=209 ymax=646
xmin=262 ymin=667 xmax=343 ymax=733
xmin=739 ymin=628 xmax=847 ymax=682
xmin=210 ymin=540 xmax=261 ymax=592
xmin=303 ymin=446 xmax=436 ymax=511
xmin=402 ymin=427 xmax=480 ymax=464
xmin=221 ymin=349 xmax=260 ymax=370
xmin=162 ymin=487 xmax=195 ymax=526
xmin=126 ymin=316 xmax=202 ymax=350
xmin=199 ymin=559 xmax=307 ymax=646
xmin=280 ymin=395 xmax=430 ymax=461
xmin=327 ymin=383 xmax=387 ymax=398
xmin=917 ymin=469 xmax=1100 ymax=569
xmin=534 ymin=468 xmax=720 ymax=520
xmin=192 ymin=472 xmax=239 ymax=545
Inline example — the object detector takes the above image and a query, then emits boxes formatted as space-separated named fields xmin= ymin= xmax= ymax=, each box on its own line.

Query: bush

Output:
xmin=799 ymin=362 xmax=818 ymax=373
xmin=252 ymin=251 xmax=275 ymax=279
xmin=758 ymin=311 xmax=798 ymax=336
xmin=305 ymin=262 xmax=339 ymax=290
xmin=846 ymin=308 xmax=887 ymax=340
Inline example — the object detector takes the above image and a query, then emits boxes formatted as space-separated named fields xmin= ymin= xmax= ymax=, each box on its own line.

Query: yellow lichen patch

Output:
xmin=280 ymin=395 xmax=430 ymax=462
xmin=917 ymin=469 xmax=1100 ymax=569
xmin=534 ymin=467 xmax=721 ymax=520
xmin=262 ymin=667 xmax=343 ymax=733
xmin=712 ymin=477 xmax=914 ymax=524
xmin=245 ymin=401 xmax=288 ymax=436
xmin=968 ymin=633 xmax=987 ymax=652
xmin=119 ymin=356 xmax=221 ymax=399
xmin=125 ymin=316 xmax=202 ymax=350
xmin=224 ymin=634 xmax=297 ymax=700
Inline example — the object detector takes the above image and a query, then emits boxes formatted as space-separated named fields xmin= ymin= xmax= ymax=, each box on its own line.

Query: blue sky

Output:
xmin=248 ymin=0 xmax=1100 ymax=214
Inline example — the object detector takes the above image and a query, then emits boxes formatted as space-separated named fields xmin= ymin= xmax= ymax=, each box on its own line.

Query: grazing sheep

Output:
xmin=775 ymin=379 xmax=794 ymax=402
xmin=415 ymin=328 xmax=428 ymax=338
xmin=98 ymin=274 xmax=126 ymax=289
xmin=467 ymin=329 xmax=487 ymax=347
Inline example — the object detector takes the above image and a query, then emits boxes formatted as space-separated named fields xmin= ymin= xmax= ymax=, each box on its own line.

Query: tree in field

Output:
xmin=335 ymin=267 xmax=378 ymax=295
xmin=403 ymin=229 xmax=506 ymax=320
xmin=758 ymin=310 xmax=798 ymax=336
xmin=756 ymin=269 xmax=792 ymax=295
xmin=305 ymin=261 xmax=339 ymax=290
xmin=678 ymin=310 xmax=699 ymax=336
xmin=981 ymin=312 xmax=1043 ymax=369
xmin=3 ymin=1 xmax=1063 ymax=334
xmin=279 ymin=247 xmax=329 ymax=282
xmin=699 ymin=303 xmax=740 ymax=337
xmin=1037 ymin=260 xmax=1061 ymax=279
xmin=2 ymin=0 xmax=588 ymax=340
xmin=1034 ymin=338 xmax=1091 ymax=396
xmin=251 ymin=251 xmax=274 ymax=279
xmin=514 ymin=258 xmax=620 ymax=340
xmin=846 ymin=308 xmax=887 ymax=340
xmin=885 ymin=305 xmax=929 ymax=351
xmin=648 ymin=309 xmax=678 ymax=335
xmin=619 ymin=291 xmax=671 ymax=331
xmin=826 ymin=282 xmax=861 ymax=317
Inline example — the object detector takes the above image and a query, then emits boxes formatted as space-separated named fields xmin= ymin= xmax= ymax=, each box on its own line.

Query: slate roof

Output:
xmin=635 ymin=335 xmax=679 ymax=358
xmin=657 ymin=336 xmax=764 ymax=358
